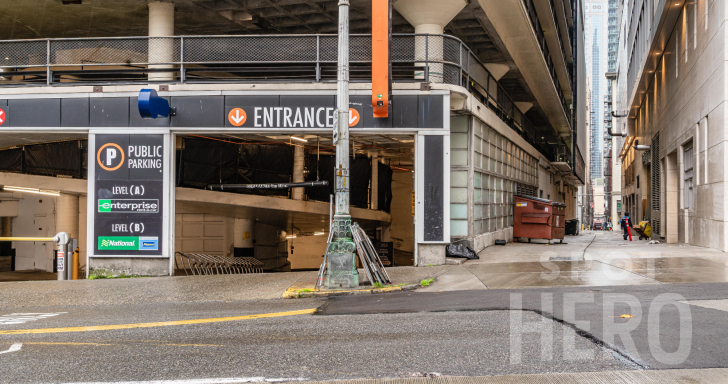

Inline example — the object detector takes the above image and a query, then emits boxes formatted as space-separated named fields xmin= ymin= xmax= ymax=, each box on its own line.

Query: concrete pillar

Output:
xmin=394 ymin=0 xmax=467 ymax=83
xmin=56 ymin=194 xmax=79 ymax=240
xmin=233 ymin=218 xmax=254 ymax=257
xmin=148 ymin=1 xmax=175 ymax=82
xmin=292 ymin=145 xmax=305 ymax=200
xmin=381 ymin=225 xmax=391 ymax=242
xmin=1 ymin=217 xmax=10 ymax=237
xmin=371 ymin=152 xmax=379 ymax=210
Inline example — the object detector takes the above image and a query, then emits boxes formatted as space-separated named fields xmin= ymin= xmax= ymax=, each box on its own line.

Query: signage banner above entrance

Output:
xmin=0 ymin=93 xmax=446 ymax=129
xmin=225 ymin=105 xmax=361 ymax=129
xmin=92 ymin=134 xmax=165 ymax=256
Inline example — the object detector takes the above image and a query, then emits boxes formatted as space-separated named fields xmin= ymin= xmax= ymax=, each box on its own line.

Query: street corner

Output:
xmin=283 ymin=283 xmax=420 ymax=299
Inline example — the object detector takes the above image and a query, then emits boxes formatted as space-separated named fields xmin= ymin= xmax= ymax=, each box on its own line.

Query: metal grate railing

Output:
xmin=0 ymin=33 xmax=570 ymax=161
xmin=651 ymin=134 xmax=660 ymax=237
xmin=174 ymin=252 xmax=264 ymax=276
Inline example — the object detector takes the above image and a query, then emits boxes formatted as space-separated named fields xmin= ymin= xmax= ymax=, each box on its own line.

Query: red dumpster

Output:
xmin=513 ymin=195 xmax=567 ymax=244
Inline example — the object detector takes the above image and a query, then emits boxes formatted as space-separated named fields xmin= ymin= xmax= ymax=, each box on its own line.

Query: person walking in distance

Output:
xmin=621 ymin=212 xmax=632 ymax=241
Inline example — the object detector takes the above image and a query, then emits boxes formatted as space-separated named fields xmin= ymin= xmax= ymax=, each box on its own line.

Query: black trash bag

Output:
xmin=446 ymin=244 xmax=480 ymax=259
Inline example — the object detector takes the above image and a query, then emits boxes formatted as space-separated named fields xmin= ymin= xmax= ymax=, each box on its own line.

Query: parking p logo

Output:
xmin=97 ymin=143 xmax=125 ymax=171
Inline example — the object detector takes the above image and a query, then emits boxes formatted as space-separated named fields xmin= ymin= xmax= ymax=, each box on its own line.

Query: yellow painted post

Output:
xmin=72 ymin=247 xmax=80 ymax=280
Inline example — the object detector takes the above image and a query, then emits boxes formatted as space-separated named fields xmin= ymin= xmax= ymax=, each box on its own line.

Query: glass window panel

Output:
xmin=451 ymin=170 xmax=468 ymax=187
xmin=450 ymin=203 xmax=468 ymax=219
xmin=483 ymin=203 xmax=490 ymax=219
xmin=483 ymin=189 xmax=489 ymax=204
xmin=474 ymin=188 xmax=481 ymax=203
xmin=474 ymin=204 xmax=483 ymax=219
xmin=474 ymin=172 xmax=481 ymax=188
xmin=490 ymin=158 xmax=496 ymax=172
xmin=451 ymin=116 xmax=468 ymax=132
xmin=451 ymin=187 xmax=468 ymax=203
xmin=451 ymin=133 xmax=468 ymax=149
xmin=474 ymin=220 xmax=482 ymax=235
xmin=451 ymin=220 xmax=468 ymax=237
xmin=451 ymin=150 xmax=468 ymax=166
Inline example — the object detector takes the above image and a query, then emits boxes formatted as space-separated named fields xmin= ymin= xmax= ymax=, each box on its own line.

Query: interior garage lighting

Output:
xmin=290 ymin=136 xmax=308 ymax=142
xmin=3 ymin=186 xmax=60 ymax=196
xmin=286 ymin=235 xmax=297 ymax=239
xmin=314 ymin=232 xmax=326 ymax=236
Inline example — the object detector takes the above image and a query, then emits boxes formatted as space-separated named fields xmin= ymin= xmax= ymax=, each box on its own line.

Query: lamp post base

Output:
xmin=323 ymin=215 xmax=359 ymax=289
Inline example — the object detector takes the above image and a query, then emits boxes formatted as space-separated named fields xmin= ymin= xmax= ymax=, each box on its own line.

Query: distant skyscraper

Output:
xmin=590 ymin=31 xmax=602 ymax=179
xmin=585 ymin=0 xmax=609 ymax=180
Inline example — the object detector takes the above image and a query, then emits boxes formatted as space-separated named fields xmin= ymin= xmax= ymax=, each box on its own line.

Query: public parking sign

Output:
xmin=93 ymin=134 xmax=164 ymax=256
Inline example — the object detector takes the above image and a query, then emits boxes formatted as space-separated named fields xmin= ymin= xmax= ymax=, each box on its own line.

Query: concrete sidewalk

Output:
xmin=421 ymin=230 xmax=728 ymax=292
xmin=3 ymin=230 xmax=726 ymax=308
xmin=299 ymin=369 xmax=728 ymax=384
xmin=0 ymin=265 xmax=449 ymax=309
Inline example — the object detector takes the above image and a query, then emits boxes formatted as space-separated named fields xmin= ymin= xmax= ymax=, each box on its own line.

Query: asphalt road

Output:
xmin=321 ymin=282 xmax=728 ymax=370
xmin=0 ymin=295 xmax=637 ymax=383
xmin=2 ymin=282 xmax=728 ymax=383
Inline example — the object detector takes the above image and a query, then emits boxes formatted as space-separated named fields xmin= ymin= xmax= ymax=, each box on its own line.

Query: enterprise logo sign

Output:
xmin=98 ymin=236 xmax=158 ymax=251
xmin=98 ymin=199 xmax=159 ymax=213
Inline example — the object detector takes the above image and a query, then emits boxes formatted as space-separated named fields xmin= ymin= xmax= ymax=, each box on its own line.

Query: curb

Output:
xmin=283 ymin=283 xmax=420 ymax=299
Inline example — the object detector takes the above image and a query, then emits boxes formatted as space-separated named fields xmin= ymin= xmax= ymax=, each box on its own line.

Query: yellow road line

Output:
xmin=0 ymin=308 xmax=316 ymax=336
xmin=24 ymin=342 xmax=113 ymax=346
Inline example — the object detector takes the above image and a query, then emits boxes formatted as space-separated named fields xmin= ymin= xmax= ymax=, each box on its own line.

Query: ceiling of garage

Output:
xmin=0 ymin=0 xmax=556 ymax=141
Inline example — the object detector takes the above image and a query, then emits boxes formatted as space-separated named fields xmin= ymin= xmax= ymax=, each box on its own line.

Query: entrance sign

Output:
xmin=0 ymin=108 xmax=5 ymax=125
xmin=92 ymin=134 xmax=165 ymax=256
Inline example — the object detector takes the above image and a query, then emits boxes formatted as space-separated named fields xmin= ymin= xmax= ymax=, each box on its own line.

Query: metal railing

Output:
xmin=174 ymin=252 xmax=264 ymax=275
xmin=0 ymin=33 xmax=570 ymax=160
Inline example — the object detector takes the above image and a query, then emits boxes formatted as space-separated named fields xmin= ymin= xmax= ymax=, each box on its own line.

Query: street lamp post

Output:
xmin=324 ymin=0 xmax=359 ymax=289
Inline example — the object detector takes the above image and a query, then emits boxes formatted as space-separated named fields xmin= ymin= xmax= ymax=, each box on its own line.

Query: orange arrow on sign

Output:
xmin=228 ymin=108 xmax=247 ymax=126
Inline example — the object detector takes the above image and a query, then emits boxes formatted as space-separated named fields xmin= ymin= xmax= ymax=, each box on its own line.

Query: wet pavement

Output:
xmin=0 ymin=270 xmax=57 ymax=283
xmin=321 ymin=281 xmax=728 ymax=370
xmin=421 ymin=230 xmax=728 ymax=292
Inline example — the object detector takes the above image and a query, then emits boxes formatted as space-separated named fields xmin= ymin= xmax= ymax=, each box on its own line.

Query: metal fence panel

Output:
xmin=184 ymin=36 xmax=315 ymax=63
xmin=0 ymin=40 xmax=47 ymax=67
xmin=50 ymin=38 xmax=180 ymax=66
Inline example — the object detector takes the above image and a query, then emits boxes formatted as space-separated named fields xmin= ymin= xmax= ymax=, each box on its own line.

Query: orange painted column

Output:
xmin=372 ymin=0 xmax=391 ymax=118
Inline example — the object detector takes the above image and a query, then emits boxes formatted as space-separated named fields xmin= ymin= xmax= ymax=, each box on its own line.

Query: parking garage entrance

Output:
xmin=0 ymin=89 xmax=450 ymax=279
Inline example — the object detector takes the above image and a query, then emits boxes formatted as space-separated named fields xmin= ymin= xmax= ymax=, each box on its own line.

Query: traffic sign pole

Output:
xmin=324 ymin=0 xmax=359 ymax=289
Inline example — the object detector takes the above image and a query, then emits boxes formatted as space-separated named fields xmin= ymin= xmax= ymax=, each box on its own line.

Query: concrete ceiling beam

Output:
xmin=393 ymin=0 xmax=467 ymax=34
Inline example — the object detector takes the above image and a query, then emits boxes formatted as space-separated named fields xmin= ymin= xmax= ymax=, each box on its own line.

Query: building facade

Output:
xmin=0 ymin=0 xmax=587 ymax=276
xmin=616 ymin=0 xmax=726 ymax=250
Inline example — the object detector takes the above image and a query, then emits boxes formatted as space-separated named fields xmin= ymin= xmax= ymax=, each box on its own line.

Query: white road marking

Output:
xmin=0 ymin=312 xmax=66 ymax=325
xmin=61 ymin=378 xmax=307 ymax=384
xmin=0 ymin=343 xmax=22 ymax=354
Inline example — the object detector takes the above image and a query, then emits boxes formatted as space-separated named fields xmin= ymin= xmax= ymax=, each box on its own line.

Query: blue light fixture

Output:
xmin=138 ymin=89 xmax=175 ymax=119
